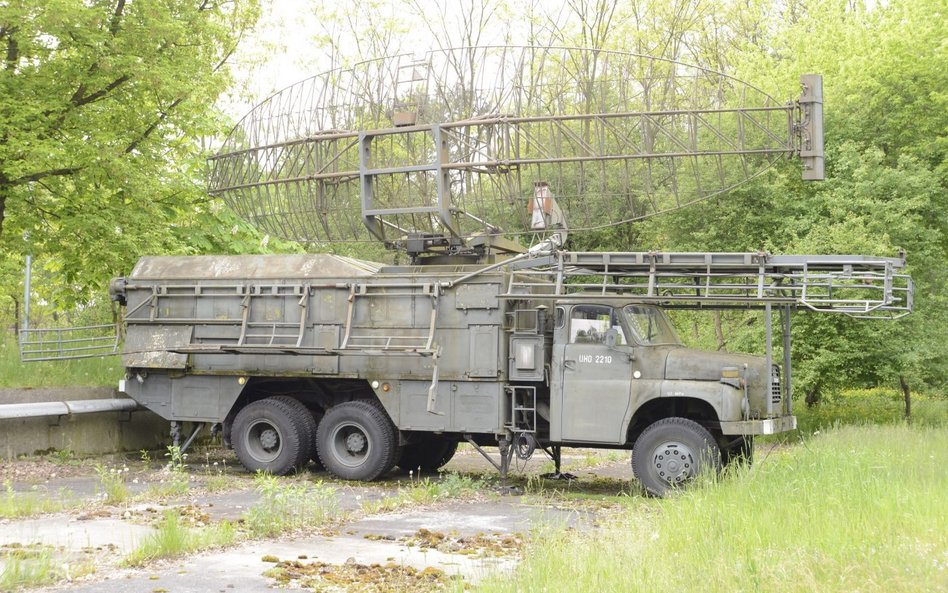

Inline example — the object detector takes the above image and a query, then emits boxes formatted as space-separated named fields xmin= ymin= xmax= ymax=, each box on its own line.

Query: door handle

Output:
xmin=564 ymin=359 xmax=576 ymax=370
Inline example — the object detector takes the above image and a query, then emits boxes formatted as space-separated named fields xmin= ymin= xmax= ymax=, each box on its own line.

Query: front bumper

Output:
xmin=719 ymin=415 xmax=796 ymax=435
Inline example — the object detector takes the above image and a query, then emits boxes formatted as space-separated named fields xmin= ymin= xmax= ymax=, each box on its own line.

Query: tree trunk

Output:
xmin=0 ymin=177 xmax=9 ymax=237
xmin=805 ymin=382 xmax=821 ymax=407
xmin=714 ymin=311 xmax=726 ymax=351
xmin=899 ymin=375 xmax=911 ymax=420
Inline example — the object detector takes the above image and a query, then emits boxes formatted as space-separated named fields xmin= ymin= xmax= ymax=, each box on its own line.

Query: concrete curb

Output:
xmin=0 ymin=387 xmax=168 ymax=459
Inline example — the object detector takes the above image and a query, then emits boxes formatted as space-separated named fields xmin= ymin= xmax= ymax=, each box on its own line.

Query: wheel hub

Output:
xmin=652 ymin=441 xmax=695 ymax=485
xmin=345 ymin=432 xmax=367 ymax=453
xmin=259 ymin=428 xmax=279 ymax=450
xmin=245 ymin=419 xmax=283 ymax=463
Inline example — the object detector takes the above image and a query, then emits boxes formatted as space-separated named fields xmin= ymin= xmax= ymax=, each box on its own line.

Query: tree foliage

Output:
xmin=0 ymin=0 xmax=265 ymax=309
xmin=632 ymin=0 xmax=947 ymax=394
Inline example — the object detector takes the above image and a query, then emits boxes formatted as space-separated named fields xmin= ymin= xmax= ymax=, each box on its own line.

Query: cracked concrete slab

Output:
xmin=2 ymin=448 xmax=633 ymax=592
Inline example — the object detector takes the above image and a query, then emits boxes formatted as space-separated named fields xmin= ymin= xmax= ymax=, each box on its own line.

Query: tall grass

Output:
xmin=793 ymin=387 xmax=948 ymax=435
xmin=476 ymin=424 xmax=948 ymax=593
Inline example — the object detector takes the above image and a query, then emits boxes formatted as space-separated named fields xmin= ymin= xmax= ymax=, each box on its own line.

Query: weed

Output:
xmin=0 ymin=547 xmax=56 ymax=590
xmin=164 ymin=445 xmax=187 ymax=472
xmin=140 ymin=449 xmax=153 ymax=470
xmin=95 ymin=465 xmax=129 ymax=504
xmin=50 ymin=447 xmax=76 ymax=464
xmin=200 ymin=452 xmax=238 ymax=492
xmin=361 ymin=472 xmax=488 ymax=515
xmin=242 ymin=474 xmax=340 ymax=537
xmin=124 ymin=511 xmax=235 ymax=567
xmin=0 ymin=481 xmax=63 ymax=518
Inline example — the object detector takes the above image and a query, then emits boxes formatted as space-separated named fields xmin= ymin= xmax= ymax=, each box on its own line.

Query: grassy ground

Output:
xmin=0 ymin=335 xmax=122 ymax=388
xmin=474 ymin=424 xmax=948 ymax=593
xmin=792 ymin=387 xmax=947 ymax=434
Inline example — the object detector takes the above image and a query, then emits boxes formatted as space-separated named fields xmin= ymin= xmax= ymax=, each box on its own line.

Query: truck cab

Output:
xmin=537 ymin=301 xmax=794 ymax=494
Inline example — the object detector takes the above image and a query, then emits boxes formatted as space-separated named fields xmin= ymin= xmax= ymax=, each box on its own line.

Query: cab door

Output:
xmin=551 ymin=304 xmax=633 ymax=444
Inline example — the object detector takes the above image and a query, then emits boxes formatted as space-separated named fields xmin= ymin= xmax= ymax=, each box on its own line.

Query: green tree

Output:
xmin=0 ymin=0 xmax=263 ymax=309
xmin=647 ymin=0 xmax=948 ymax=395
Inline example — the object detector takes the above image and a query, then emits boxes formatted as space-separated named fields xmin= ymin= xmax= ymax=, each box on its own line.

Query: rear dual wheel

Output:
xmin=397 ymin=435 xmax=458 ymax=474
xmin=232 ymin=397 xmax=313 ymax=475
xmin=232 ymin=397 xmax=400 ymax=481
xmin=316 ymin=400 xmax=399 ymax=481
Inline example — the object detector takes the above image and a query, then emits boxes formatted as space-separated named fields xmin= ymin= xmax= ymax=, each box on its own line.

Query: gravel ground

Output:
xmin=1 ymin=445 xmax=636 ymax=592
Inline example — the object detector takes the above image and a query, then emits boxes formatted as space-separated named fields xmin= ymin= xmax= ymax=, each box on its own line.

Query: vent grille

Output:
xmin=771 ymin=367 xmax=782 ymax=405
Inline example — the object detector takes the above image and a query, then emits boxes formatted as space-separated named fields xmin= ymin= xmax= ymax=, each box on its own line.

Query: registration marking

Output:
xmin=578 ymin=354 xmax=613 ymax=364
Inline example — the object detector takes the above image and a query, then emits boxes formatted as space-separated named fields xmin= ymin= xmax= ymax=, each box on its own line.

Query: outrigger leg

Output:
xmin=464 ymin=434 xmax=519 ymax=494
xmin=169 ymin=421 xmax=204 ymax=454
xmin=540 ymin=445 xmax=577 ymax=480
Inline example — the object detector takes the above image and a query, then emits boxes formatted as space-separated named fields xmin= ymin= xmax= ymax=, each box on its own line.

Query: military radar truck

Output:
xmin=19 ymin=48 xmax=915 ymax=495
xmin=107 ymin=249 xmax=910 ymax=496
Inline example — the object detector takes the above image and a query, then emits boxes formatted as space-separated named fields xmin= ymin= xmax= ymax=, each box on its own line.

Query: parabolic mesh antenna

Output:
xmin=209 ymin=46 xmax=823 ymax=256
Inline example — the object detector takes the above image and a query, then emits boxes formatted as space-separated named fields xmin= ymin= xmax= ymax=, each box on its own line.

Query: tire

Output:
xmin=397 ymin=435 xmax=458 ymax=474
xmin=722 ymin=435 xmax=754 ymax=468
xmin=316 ymin=400 xmax=398 ymax=481
xmin=632 ymin=417 xmax=722 ymax=497
xmin=270 ymin=396 xmax=318 ymax=469
xmin=309 ymin=408 xmax=326 ymax=471
xmin=232 ymin=397 xmax=307 ymax=475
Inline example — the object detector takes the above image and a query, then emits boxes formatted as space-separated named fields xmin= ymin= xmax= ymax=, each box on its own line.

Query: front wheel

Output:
xmin=632 ymin=417 xmax=721 ymax=497
xmin=316 ymin=400 xmax=398 ymax=481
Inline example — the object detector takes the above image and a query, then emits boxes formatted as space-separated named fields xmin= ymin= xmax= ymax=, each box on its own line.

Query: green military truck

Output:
xmin=108 ymin=249 xmax=910 ymax=496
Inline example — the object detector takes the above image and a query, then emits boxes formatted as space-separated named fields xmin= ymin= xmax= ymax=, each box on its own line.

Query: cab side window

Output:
xmin=569 ymin=305 xmax=625 ymax=344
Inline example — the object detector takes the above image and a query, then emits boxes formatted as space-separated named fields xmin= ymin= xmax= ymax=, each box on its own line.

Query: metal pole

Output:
xmin=764 ymin=303 xmax=773 ymax=417
xmin=23 ymin=255 xmax=32 ymax=332
xmin=782 ymin=305 xmax=793 ymax=414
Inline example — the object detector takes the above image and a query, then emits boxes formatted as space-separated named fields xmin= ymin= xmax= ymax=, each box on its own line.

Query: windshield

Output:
xmin=622 ymin=305 xmax=681 ymax=346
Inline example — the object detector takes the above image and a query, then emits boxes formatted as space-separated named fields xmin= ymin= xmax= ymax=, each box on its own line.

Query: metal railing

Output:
xmin=19 ymin=323 xmax=121 ymax=361
xmin=498 ymin=251 xmax=913 ymax=319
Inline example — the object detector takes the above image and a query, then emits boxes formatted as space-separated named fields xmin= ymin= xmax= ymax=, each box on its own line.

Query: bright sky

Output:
xmin=221 ymin=0 xmax=569 ymax=120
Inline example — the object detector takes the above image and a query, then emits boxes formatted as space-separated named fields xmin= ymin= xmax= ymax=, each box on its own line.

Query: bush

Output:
xmin=792 ymin=387 xmax=948 ymax=435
